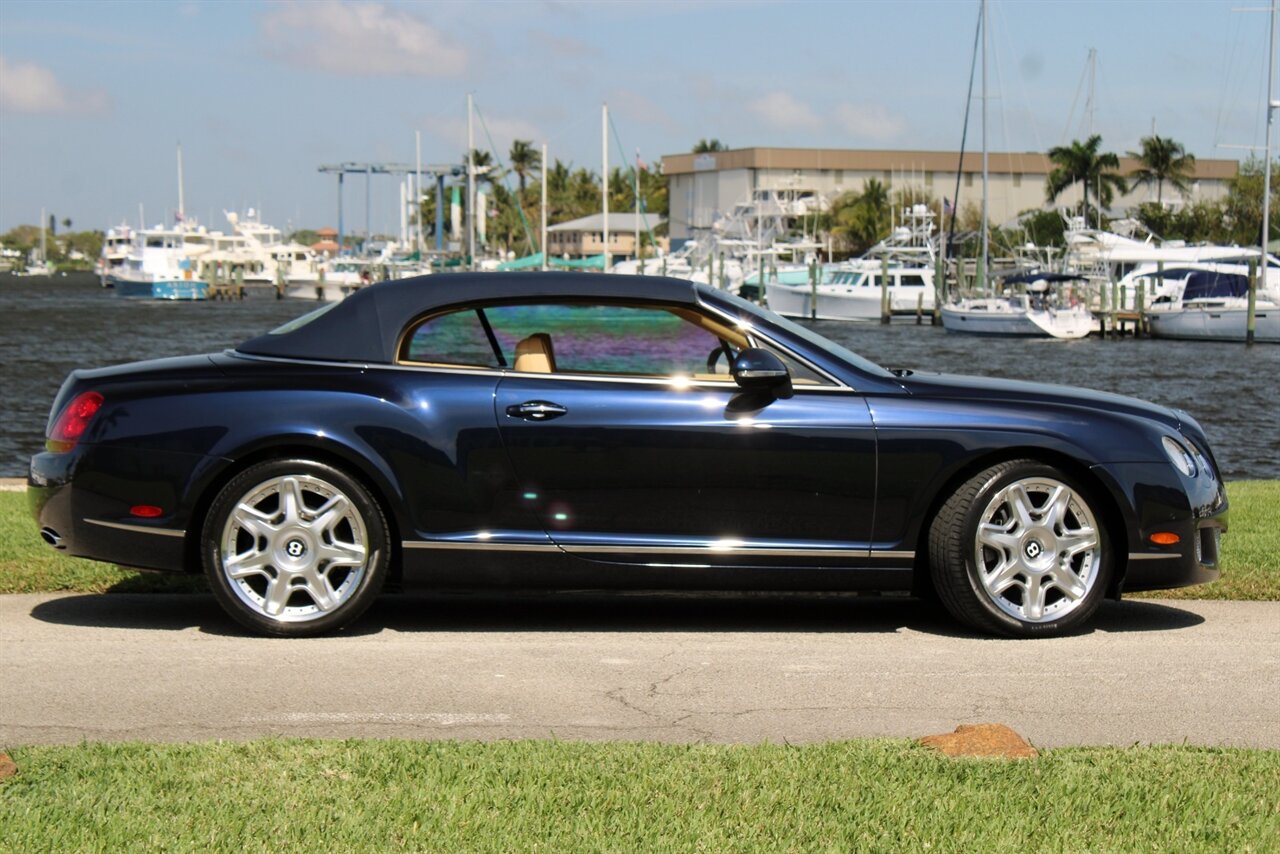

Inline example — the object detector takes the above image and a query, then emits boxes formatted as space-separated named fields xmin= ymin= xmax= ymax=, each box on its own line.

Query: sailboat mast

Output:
xmin=980 ymin=0 xmax=989 ymax=293
xmin=176 ymin=142 xmax=185 ymax=224
xmin=541 ymin=143 xmax=549 ymax=271
xmin=467 ymin=93 xmax=475 ymax=271
xmin=602 ymin=102 xmax=610 ymax=272
xmin=1263 ymin=3 xmax=1275 ymax=258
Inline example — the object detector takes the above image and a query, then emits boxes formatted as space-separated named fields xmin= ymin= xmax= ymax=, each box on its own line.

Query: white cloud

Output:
xmin=260 ymin=1 xmax=466 ymax=77
xmin=0 ymin=56 xmax=109 ymax=114
xmin=833 ymin=103 xmax=907 ymax=143
xmin=747 ymin=91 xmax=823 ymax=132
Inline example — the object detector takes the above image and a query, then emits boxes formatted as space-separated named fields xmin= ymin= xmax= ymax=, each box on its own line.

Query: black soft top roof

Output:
xmin=237 ymin=272 xmax=701 ymax=363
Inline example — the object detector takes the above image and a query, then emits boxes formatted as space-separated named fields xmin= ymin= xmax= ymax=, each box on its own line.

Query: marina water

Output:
xmin=2 ymin=273 xmax=1277 ymax=480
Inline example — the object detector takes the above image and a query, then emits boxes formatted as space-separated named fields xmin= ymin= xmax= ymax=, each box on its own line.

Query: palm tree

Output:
xmin=692 ymin=139 xmax=727 ymax=154
xmin=1045 ymin=135 xmax=1128 ymax=228
xmin=508 ymin=139 xmax=539 ymax=198
xmin=825 ymin=179 xmax=893 ymax=254
xmin=466 ymin=149 xmax=499 ymax=188
xmin=1126 ymin=135 xmax=1196 ymax=206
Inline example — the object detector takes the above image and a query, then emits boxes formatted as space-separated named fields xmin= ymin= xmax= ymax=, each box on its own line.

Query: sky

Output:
xmin=0 ymin=0 xmax=1275 ymax=236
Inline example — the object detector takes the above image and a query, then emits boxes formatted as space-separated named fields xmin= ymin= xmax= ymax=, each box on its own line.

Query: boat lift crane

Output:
xmin=318 ymin=161 xmax=464 ymax=254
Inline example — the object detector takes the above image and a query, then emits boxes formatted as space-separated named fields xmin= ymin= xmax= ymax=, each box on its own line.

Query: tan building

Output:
xmin=661 ymin=147 xmax=1238 ymax=241
xmin=547 ymin=212 xmax=668 ymax=260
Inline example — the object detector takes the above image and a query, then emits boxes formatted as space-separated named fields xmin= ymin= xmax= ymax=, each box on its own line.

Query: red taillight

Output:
xmin=46 ymin=391 xmax=104 ymax=453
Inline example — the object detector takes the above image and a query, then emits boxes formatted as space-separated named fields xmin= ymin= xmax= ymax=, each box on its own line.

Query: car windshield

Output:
xmin=699 ymin=287 xmax=893 ymax=378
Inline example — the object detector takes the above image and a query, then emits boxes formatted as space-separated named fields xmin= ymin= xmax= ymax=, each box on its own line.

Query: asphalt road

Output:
xmin=2 ymin=592 xmax=1277 ymax=749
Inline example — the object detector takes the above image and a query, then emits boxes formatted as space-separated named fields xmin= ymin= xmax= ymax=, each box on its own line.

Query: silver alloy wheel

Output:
xmin=973 ymin=477 xmax=1101 ymax=623
xmin=219 ymin=474 xmax=369 ymax=623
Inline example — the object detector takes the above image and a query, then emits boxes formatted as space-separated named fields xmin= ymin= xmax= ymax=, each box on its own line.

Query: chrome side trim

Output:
xmin=84 ymin=518 xmax=186 ymax=538
xmin=398 ymin=540 xmax=910 ymax=560
xmin=1127 ymin=552 xmax=1181 ymax=561
xmin=562 ymin=545 xmax=899 ymax=558
xmin=402 ymin=541 xmax=561 ymax=552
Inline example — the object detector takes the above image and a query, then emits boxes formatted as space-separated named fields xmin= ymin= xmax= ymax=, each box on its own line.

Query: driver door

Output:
xmin=487 ymin=301 xmax=878 ymax=567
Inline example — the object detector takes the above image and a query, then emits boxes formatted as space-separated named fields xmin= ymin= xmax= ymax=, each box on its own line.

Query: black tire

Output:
xmin=928 ymin=459 xmax=1112 ymax=638
xmin=201 ymin=458 xmax=389 ymax=637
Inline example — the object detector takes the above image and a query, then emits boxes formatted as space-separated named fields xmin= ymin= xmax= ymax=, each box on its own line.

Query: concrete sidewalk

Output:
xmin=2 ymin=592 xmax=1277 ymax=748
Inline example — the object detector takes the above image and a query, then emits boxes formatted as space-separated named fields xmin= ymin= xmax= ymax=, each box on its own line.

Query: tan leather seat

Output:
xmin=513 ymin=333 xmax=556 ymax=373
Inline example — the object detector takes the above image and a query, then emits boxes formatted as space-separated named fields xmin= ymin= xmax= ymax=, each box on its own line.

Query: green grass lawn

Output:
xmin=2 ymin=739 xmax=1277 ymax=852
xmin=1 ymin=480 xmax=1276 ymax=599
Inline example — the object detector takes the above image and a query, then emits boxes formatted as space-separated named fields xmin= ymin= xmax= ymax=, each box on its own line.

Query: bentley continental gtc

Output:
xmin=29 ymin=273 xmax=1227 ymax=637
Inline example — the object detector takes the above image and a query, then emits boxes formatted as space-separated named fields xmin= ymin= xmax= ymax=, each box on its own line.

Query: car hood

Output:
xmin=895 ymin=371 xmax=1182 ymax=431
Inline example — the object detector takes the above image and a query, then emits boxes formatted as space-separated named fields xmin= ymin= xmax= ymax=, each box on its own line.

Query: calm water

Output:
xmin=2 ymin=273 xmax=1277 ymax=479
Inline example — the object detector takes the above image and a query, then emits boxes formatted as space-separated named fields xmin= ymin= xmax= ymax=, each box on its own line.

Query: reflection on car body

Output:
xmin=29 ymin=273 xmax=1227 ymax=637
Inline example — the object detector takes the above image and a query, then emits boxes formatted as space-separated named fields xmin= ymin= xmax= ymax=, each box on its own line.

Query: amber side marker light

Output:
xmin=130 ymin=506 xmax=164 ymax=518
xmin=1150 ymin=532 xmax=1181 ymax=546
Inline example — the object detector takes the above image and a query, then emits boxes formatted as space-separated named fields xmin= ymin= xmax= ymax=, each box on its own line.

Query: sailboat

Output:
xmin=15 ymin=208 xmax=56 ymax=277
xmin=1139 ymin=5 xmax=1278 ymax=344
xmin=940 ymin=2 xmax=1097 ymax=340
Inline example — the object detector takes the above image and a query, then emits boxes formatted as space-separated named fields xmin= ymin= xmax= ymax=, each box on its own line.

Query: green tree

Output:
xmin=1 ymin=224 xmax=43 ymax=253
xmin=508 ymin=139 xmax=539 ymax=198
xmin=1126 ymin=135 xmax=1196 ymax=206
xmin=466 ymin=149 xmax=499 ymax=188
xmin=824 ymin=179 xmax=893 ymax=254
xmin=1219 ymin=156 xmax=1280 ymax=246
xmin=1017 ymin=209 xmax=1067 ymax=248
xmin=692 ymin=139 xmax=727 ymax=154
xmin=1045 ymin=135 xmax=1127 ymax=227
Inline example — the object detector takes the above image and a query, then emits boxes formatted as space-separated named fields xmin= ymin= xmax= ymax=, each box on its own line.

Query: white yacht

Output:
xmin=97 ymin=223 xmax=133 ymax=286
xmin=764 ymin=204 xmax=937 ymax=321
xmin=941 ymin=274 xmax=1094 ymax=339
xmin=1136 ymin=265 xmax=1280 ymax=343
xmin=107 ymin=225 xmax=210 ymax=299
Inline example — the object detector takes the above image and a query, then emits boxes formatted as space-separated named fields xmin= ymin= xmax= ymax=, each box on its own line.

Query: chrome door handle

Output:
xmin=505 ymin=401 xmax=568 ymax=421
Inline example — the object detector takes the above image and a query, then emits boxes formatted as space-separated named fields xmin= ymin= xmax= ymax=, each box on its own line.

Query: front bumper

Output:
xmin=1095 ymin=460 xmax=1228 ymax=593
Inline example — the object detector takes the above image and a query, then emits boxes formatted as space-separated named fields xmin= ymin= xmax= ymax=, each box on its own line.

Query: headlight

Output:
xmin=1162 ymin=436 xmax=1197 ymax=477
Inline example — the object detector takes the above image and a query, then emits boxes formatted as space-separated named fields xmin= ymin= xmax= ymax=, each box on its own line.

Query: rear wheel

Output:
xmin=202 ymin=459 xmax=388 ymax=637
xmin=928 ymin=460 xmax=1112 ymax=637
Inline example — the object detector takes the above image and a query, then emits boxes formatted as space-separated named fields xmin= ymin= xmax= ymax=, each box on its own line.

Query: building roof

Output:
xmin=548 ymin=212 xmax=666 ymax=233
xmin=661 ymin=146 xmax=1238 ymax=181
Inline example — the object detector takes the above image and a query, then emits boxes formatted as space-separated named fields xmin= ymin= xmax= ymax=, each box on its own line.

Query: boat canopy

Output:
xmin=496 ymin=252 xmax=545 ymax=271
xmin=1181 ymin=270 xmax=1251 ymax=301
xmin=550 ymin=255 xmax=607 ymax=270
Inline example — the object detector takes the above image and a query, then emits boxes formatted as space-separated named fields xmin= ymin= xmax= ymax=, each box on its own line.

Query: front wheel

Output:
xmin=928 ymin=460 xmax=1112 ymax=637
xmin=202 ymin=459 xmax=389 ymax=637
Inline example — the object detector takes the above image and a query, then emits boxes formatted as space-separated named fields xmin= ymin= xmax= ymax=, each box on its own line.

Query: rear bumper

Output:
xmin=29 ymin=444 xmax=210 ymax=572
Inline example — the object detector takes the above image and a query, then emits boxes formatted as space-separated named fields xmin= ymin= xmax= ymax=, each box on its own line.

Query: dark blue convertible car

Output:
xmin=29 ymin=273 xmax=1227 ymax=637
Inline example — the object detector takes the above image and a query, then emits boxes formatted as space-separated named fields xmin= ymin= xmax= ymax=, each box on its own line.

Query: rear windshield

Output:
xmin=268 ymin=301 xmax=340 ymax=335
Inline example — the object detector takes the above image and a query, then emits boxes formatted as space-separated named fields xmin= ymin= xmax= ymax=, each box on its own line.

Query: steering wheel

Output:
xmin=706 ymin=343 xmax=735 ymax=374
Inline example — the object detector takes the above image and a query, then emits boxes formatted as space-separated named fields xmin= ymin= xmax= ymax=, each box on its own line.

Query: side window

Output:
xmin=402 ymin=309 xmax=500 ymax=367
xmin=486 ymin=304 xmax=724 ymax=377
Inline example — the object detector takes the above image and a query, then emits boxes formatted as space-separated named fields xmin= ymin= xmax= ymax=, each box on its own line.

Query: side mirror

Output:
xmin=731 ymin=348 xmax=791 ymax=391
